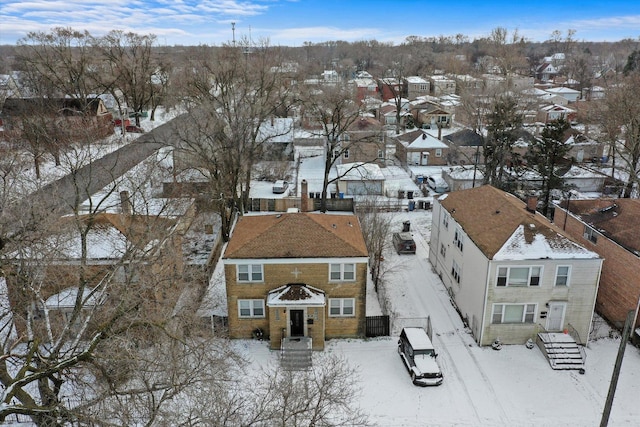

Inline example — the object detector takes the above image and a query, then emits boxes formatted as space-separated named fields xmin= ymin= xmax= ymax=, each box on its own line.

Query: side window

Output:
xmin=555 ymin=266 xmax=570 ymax=286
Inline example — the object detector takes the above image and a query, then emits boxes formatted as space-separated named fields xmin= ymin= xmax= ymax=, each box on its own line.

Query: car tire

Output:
xmin=411 ymin=372 xmax=416 ymax=383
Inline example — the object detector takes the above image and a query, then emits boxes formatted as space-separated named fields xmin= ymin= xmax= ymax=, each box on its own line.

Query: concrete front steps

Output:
xmin=537 ymin=332 xmax=586 ymax=372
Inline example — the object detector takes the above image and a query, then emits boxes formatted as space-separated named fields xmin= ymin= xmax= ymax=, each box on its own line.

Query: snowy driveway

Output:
xmin=326 ymin=210 xmax=640 ymax=427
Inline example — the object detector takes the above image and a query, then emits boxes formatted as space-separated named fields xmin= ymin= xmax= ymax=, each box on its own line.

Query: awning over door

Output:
xmin=267 ymin=284 xmax=326 ymax=307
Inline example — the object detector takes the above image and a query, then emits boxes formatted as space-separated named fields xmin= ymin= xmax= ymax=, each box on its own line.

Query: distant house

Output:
xmin=429 ymin=75 xmax=456 ymax=96
xmin=544 ymin=87 xmax=581 ymax=103
xmin=378 ymin=103 xmax=412 ymax=129
xmin=412 ymin=100 xmax=453 ymax=129
xmin=351 ymin=74 xmax=379 ymax=102
xmin=442 ymin=128 xmax=484 ymax=166
xmin=338 ymin=116 xmax=387 ymax=165
xmin=403 ymin=76 xmax=430 ymax=99
xmin=3 ymin=203 xmax=205 ymax=339
xmin=429 ymin=185 xmax=602 ymax=346
xmin=1 ymin=97 xmax=114 ymax=139
xmin=223 ymin=212 xmax=369 ymax=350
xmin=553 ymin=198 xmax=640 ymax=330
xmin=536 ymin=62 xmax=560 ymax=82
xmin=394 ymin=129 xmax=449 ymax=166
xmin=378 ymin=77 xmax=403 ymax=101
xmin=537 ymin=104 xmax=576 ymax=124
xmin=559 ymin=128 xmax=605 ymax=163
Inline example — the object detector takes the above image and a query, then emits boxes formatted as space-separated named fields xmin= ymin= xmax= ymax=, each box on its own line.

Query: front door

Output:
xmin=546 ymin=302 xmax=566 ymax=331
xmin=290 ymin=309 xmax=304 ymax=337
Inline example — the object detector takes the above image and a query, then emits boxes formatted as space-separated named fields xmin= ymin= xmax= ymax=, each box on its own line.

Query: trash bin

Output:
xmin=309 ymin=192 xmax=315 ymax=198
xmin=403 ymin=221 xmax=411 ymax=232
xmin=339 ymin=192 xmax=344 ymax=199
xmin=398 ymin=190 xmax=405 ymax=199
xmin=418 ymin=200 xmax=425 ymax=210
xmin=407 ymin=191 xmax=414 ymax=199
xmin=416 ymin=175 xmax=424 ymax=184
xmin=408 ymin=201 xmax=416 ymax=211
xmin=315 ymin=192 xmax=321 ymax=199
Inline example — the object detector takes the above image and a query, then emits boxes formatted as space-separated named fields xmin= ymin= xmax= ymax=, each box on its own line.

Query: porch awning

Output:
xmin=267 ymin=284 xmax=326 ymax=307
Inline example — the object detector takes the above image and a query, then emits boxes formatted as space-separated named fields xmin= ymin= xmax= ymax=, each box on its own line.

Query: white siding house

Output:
xmin=428 ymin=185 xmax=602 ymax=346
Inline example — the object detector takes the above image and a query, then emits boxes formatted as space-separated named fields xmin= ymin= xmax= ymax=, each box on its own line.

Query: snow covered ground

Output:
xmin=7 ymin=111 xmax=640 ymax=426
xmin=227 ymin=210 xmax=640 ymax=427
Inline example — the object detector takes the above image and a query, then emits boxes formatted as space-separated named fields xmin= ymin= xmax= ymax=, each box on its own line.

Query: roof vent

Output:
xmin=332 ymin=224 xmax=337 ymax=228
xmin=422 ymin=134 xmax=427 ymax=139
xmin=599 ymin=203 xmax=617 ymax=213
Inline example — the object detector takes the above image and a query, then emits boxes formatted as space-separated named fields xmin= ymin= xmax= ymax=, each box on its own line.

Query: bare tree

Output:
xmin=96 ymin=30 xmax=159 ymax=127
xmin=598 ymin=74 xmax=640 ymax=197
xmin=355 ymin=199 xmax=393 ymax=292
xmin=173 ymin=43 xmax=290 ymax=241
xmin=298 ymin=81 xmax=372 ymax=212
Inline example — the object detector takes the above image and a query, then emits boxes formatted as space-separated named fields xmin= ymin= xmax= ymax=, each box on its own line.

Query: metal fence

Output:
xmin=366 ymin=315 xmax=390 ymax=337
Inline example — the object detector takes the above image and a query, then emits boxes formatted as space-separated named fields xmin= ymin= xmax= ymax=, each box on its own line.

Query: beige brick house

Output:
xmin=553 ymin=198 xmax=640 ymax=330
xmin=223 ymin=212 xmax=369 ymax=350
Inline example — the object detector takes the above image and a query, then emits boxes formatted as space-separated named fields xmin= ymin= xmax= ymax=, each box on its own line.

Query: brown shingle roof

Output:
xmin=440 ymin=185 xmax=582 ymax=259
xmin=563 ymin=198 xmax=640 ymax=254
xmin=224 ymin=213 xmax=368 ymax=259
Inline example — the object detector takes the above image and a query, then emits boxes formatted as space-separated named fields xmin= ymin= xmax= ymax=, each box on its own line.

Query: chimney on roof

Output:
xmin=526 ymin=194 xmax=538 ymax=213
xmin=301 ymin=179 xmax=309 ymax=212
xmin=120 ymin=190 xmax=132 ymax=215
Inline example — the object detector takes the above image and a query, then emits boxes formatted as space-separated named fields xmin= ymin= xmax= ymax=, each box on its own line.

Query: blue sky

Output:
xmin=1 ymin=0 xmax=639 ymax=46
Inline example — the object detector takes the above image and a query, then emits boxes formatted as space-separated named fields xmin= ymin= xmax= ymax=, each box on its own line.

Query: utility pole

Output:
xmin=599 ymin=309 xmax=635 ymax=427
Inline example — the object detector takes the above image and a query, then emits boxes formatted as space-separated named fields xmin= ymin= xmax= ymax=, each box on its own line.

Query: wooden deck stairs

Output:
xmin=537 ymin=332 xmax=586 ymax=371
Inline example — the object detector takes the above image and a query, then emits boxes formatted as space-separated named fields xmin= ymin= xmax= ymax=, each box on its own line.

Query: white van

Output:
xmin=272 ymin=180 xmax=289 ymax=194
xmin=427 ymin=175 xmax=449 ymax=193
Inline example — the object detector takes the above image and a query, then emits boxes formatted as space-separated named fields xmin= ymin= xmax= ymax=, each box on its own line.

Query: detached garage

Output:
xmin=336 ymin=162 xmax=385 ymax=196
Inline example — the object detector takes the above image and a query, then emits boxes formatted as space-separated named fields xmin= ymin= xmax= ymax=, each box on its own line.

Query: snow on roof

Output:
xmin=493 ymin=223 xmax=600 ymax=261
xmin=445 ymin=166 xmax=485 ymax=180
xmin=45 ymin=286 xmax=104 ymax=309
xmin=407 ymin=132 xmax=448 ymax=149
xmin=257 ymin=117 xmax=294 ymax=144
xmin=267 ymin=284 xmax=326 ymax=307
xmin=405 ymin=76 xmax=428 ymax=84
xmin=545 ymin=87 xmax=580 ymax=94
xmin=336 ymin=162 xmax=385 ymax=181
xmin=403 ymin=327 xmax=434 ymax=350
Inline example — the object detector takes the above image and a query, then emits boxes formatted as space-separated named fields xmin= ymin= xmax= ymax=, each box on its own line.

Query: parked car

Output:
xmin=125 ymin=125 xmax=145 ymax=133
xmin=272 ymin=180 xmax=289 ymax=194
xmin=393 ymin=232 xmax=416 ymax=254
xmin=427 ymin=175 xmax=449 ymax=193
xmin=398 ymin=327 xmax=443 ymax=386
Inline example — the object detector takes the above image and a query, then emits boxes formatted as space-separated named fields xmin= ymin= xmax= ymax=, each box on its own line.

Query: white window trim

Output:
xmin=237 ymin=264 xmax=264 ymax=283
xmin=584 ymin=225 xmax=598 ymax=243
xmin=329 ymin=263 xmax=356 ymax=282
xmin=454 ymin=228 xmax=464 ymax=251
xmin=238 ymin=299 xmax=265 ymax=318
xmin=435 ymin=148 xmax=442 ymax=157
xmin=554 ymin=265 xmax=571 ymax=287
xmin=491 ymin=303 xmax=537 ymax=324
xmin=328 ymin=298 xmax=355 ymax=317
xmin=451 ymin=260 xmax=461 ymax=283
xmin=496 ymin=266 xmax=543 ymax=287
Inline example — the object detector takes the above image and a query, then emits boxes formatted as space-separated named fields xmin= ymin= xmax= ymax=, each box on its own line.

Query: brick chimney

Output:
xmin=120 ymin=190 xmax=132 ymax=215
xmin=301 ymin=179 xmax=309 ymax=212
xmin=526 ymin=194 xmax=538 ymax=213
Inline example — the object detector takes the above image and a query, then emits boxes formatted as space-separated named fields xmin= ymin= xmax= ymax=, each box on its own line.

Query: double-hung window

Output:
xmin=555 ymin=266 xmax=570 ymax=286
xmin=492 ymin=303 xmax=536 ymax=324
xmin=442 ymin=212 xmax=449 ymax=229
xmin=451 ymin=260 xmax=461 ymax=283
xmin=238 ymin=299 xmax=265 ymax=318
xmin=584 ymin=225 xmax=598 ymax=243
xmin=330 ymin=263 xmax=355 ymax=281
xmin=496 ymin=266 xmax=541 ymax=287
xmin=329 ymin=298 xmax=355 ymax=317
xmin=237 ymin=264 xmax=263 ymax=282
xmin=454 ymin=228 xmax=464 ymax=251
